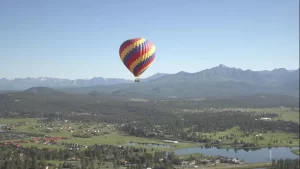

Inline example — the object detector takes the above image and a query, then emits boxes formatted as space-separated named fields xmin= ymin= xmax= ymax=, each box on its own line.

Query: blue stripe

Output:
xmin=133 ymin=52 xmax=156 ymax=76
xmin=123 ymin=40 xmax=148 ymax=67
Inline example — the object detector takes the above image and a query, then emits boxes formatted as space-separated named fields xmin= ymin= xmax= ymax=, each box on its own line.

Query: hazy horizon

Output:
xmin=0 ymin=64 xmax=298 ymax=80
xmin=1 ymin=0 xmax=299 ymax=79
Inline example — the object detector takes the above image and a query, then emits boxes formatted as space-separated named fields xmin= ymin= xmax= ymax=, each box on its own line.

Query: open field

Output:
xmin=0 ymin=118 xmax=39 ymax=124
xmin=231 ymin=107 xmax=299 ymax=123
xmin=0 ymin=118 xmax=197 ymax=150
xmin=252 ymin=107 xmax=299 ymax=123
xmin=1 ymin=117 xmax=299 ymax=150
xmin=179 ymin=107 xmax=299 ymax=123
xmin=197 ymin=126 xmax=299 ymax=148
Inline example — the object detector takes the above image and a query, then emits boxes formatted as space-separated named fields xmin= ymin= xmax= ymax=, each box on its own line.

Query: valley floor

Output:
xmin=1 ymin=117 xmax=299 ymax=151
xmin=1 ymin=107 xmax=299 ymax=150
xmin=0 ymin=107 xmax=299 ymax=169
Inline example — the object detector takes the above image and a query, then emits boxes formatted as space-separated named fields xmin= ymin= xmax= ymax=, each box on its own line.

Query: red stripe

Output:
xmin=119 ymin=40 xmax=132 ymax=56
xmin=119 ymin=38 xmax=141 ymax=56
xmin=126 ymin=41 xmax=153 ymax=68
xmin=135 ymin=55 xmax=155 ymax=76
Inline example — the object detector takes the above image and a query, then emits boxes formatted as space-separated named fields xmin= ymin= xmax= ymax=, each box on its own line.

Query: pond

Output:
xmin=174 ymin=146 xmax=299 ymax=163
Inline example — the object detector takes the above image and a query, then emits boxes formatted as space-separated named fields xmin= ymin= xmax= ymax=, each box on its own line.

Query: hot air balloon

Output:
xmin=119 ymin=38 xmax=156 ymax=82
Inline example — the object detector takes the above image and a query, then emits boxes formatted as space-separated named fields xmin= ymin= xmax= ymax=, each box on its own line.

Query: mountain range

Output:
xmin=1 ymin=64 xmax=299 ymax=99
xmin=0 ymin=73 xmax=169 ymax=91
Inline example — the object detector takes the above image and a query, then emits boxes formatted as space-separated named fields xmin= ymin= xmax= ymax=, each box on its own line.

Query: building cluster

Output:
xmin=31 ymin=136 xmax=66 ymax=145
xmin=180 ymin=156 xmax=244 ymax=167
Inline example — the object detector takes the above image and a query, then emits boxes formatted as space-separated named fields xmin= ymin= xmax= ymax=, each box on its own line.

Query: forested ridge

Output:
xmin=0 ymin=91 xmax=299 ymax=117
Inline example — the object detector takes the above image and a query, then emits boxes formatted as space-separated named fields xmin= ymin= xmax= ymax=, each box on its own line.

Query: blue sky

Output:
xmin=0 ymin=0 xmax=299 ymax=79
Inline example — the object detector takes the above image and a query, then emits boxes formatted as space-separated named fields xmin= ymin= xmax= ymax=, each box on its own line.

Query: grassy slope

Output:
xmin=291 ymin=149 xmax=300 ymax=155
xmin=179 ymin=107 xmax=299 ymax=123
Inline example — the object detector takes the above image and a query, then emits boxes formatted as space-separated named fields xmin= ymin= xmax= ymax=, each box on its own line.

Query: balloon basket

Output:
xmin=134 ymin=78 xmax=140 ymax=83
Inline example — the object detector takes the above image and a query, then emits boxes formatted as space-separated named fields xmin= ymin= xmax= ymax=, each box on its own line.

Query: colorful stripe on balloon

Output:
xmin=119 ymin=38 xmax=156 ymax=77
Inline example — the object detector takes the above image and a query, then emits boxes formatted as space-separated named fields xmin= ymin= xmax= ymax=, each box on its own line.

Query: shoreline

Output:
xmin=174 ymin=162 xmax=271 ymax=169
xmin=168 ymin=140 xmax=300 ymax=151
xmin=291 ymin=149 xmax=300 ymax=155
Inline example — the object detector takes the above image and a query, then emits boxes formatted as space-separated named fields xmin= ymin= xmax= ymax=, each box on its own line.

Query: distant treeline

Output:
xmin=0 ymin=92 xmax=299 ymax=118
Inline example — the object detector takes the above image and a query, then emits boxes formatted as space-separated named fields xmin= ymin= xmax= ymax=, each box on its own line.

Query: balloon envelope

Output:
xmin=119 ymin=38 xmax=156 ymax=77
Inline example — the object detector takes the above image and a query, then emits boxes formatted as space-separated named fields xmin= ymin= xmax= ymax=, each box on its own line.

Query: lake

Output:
xmin=174 ymin=147 xmax=299 ymax=163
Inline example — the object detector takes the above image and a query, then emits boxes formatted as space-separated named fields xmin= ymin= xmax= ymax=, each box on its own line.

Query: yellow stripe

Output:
xmin=120 ymin=38 xmax=146 ymax=61
xmin=129 ymin=45 xmax=156 ymax=73
xmin=135 ymin=61 xmax=153 ymax=77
